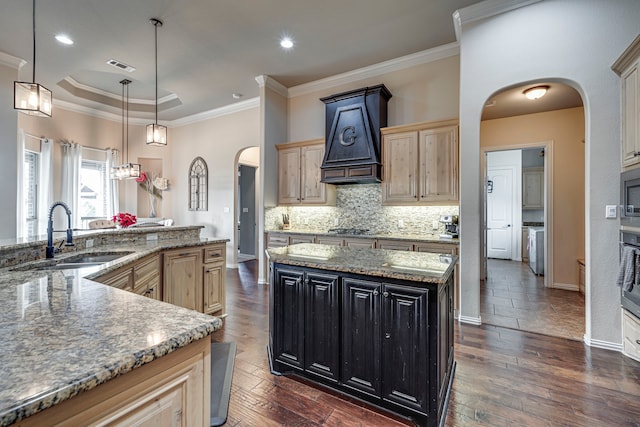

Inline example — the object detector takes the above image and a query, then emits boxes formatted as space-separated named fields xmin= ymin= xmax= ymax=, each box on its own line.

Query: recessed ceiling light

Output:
xmin=55 ymin=34 xmax=74 ymax=45
xmin=280 ymin=37 xmax=294 ymax=49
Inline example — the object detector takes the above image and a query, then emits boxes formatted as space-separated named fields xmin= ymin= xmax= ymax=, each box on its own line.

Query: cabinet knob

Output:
xmin=385 ymin=333 xmax=391 ymax=339
xmin=373 ymin=290 xmax=379 ymax=296
xmin=383 ymin=291 xmax=389 ymax=297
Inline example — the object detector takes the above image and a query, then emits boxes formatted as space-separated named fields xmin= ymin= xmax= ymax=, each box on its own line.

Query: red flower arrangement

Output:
xmin=112 ymin=212 xmax=137 ymax=228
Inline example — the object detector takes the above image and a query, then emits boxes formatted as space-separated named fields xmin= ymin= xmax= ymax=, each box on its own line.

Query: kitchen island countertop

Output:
xmin=267 ymin=243 xmax=457 ymax=284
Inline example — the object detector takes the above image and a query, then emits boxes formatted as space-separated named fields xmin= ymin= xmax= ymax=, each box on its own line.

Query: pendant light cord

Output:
xmin=152 ymin=19 xmax=162 ymax=125
xmin=32 ymin=0 xmax=36 ymax=83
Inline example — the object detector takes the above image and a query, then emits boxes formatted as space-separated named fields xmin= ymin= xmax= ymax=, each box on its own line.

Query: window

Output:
xmin=23 ymin=150 xmax=39 ymax=237
xmin=189 ymin=157 xmax=208 ymax=211
xmin=80 ymin=159 xmax=109 ymax=220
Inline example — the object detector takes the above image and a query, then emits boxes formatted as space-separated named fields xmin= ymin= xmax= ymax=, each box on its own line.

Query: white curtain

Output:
xmin=37 ymin=139 xmax=53 ymax=235
xmin=16 ymin=129 xmax=26 ymax=239
xmin=61 ymin=142 xmax=82 ymax=229
xmin=106 ymin=149 xmax=119 ymax=217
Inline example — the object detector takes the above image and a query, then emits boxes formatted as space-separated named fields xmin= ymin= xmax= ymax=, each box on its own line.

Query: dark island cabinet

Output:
xmin=269 ymin=262 xmax=455 ymax=427
xmin=271 ymin=266 xmax=341 ymax=381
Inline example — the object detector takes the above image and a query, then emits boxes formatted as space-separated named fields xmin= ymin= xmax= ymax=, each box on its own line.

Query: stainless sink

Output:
xmin=11 ymin=251 xmax=134 ymax=272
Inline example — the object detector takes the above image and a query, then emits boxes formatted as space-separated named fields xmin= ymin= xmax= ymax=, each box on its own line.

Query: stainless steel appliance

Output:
xmin=621 ymin=167 xmax=640 ymax=227
xmin=620 ymin=229 xmax=640 ymax=320
xmin=528 ymin=226 xmax=544 ymax=275
xmin=439 ymin=215 xmax=459 ymax=239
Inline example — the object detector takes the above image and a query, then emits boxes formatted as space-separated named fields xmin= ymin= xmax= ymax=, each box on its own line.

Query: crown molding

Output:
xmin=453 ymin=0 xmax=543 ymax=41
xmin=612 ymin=33 xmax=640 ymax=75
xmin=287 ymin=42 xmax=460 ymax=98
xmin=255 ymin=75 xmax=288 ymax=98
xmin=170 ymin=97 xmax=260 ymax=127
xmin=63 ymin=76 xmax=178 ymax=105
xmin=54 ymin=99 xmax=149 ymax=125
xmin=0 ymin=51 xmax=26 ymax=70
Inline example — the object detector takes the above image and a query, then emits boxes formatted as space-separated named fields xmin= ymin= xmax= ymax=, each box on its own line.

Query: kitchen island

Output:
xmin=0 ymin=227 xmax=228 ymax=426
xmin=266 ymin=243 xmax=457 ymax=427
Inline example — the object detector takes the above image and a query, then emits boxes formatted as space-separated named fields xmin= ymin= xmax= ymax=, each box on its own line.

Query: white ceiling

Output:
xmin=1 ymin=0 xmax=580 ymax=123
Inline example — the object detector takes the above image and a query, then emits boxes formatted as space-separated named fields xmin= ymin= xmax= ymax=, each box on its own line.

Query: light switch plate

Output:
xmin=606 ymin=205 xmax=617 ymax=219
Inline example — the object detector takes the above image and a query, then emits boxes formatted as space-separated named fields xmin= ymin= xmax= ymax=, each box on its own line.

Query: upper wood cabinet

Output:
xmin=276 ymin=139 xmax=336 ymax=205
xmin=381 ymin=119 xmax=459 ymax=205
xmin=613 ymin=35 xmax=640 ymax=169
xmin=522 ymin=167 xmax=544 ymax=209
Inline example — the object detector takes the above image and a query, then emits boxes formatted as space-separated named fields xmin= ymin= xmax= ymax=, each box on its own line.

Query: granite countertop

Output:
xmin=0 ymin=236 xmax=228 ymax=426
xmin=266 ymin=229 xmax=460 ymax=245
xmin=267 ymin=243 xmax=458 ymax=284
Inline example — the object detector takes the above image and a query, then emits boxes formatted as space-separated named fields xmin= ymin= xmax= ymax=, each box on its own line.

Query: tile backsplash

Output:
xmin=265 ymin=184 xmax=459 ymax=235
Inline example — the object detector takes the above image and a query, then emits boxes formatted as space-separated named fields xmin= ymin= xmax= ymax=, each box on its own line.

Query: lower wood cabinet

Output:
xmin=163 ymin=247 xmax=203 ymax=312
xmin=18 ymin=337 xmax=211 ymax=427
xmin=94 ymin=243 xmax=227 ymax=316
xmin=269 ymin=263 xmax=454 ymax=426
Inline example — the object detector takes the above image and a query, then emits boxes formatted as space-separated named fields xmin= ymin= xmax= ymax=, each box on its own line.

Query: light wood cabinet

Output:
xmin=377 ymin=239 xmax=413 ymax=251
xmin=133 ymin=253 xmax=161 ymax=300
xmin=613 ymin=35 xmax=640 ymax=169
xmin=343 ymin=237 xmax=376 ymax=249
xmin=276 ymin=139 xmax=336 ymax=205
xmin=522 ymin=168 xmax=544 ymax=209
xmin=163 ymin=247 xmax=203 ymax=312
xmin=622 ymin=309 xmax=640 ymax=363
xmin=18 ymin=337 xmax=210 ymax=427
xmin=94 ymin=265 xmax=134 ymax=291
xmin=382 ymin=119 xmax=459 ymax=205
xmin=203 ymin=244 xmax=226 ymax=316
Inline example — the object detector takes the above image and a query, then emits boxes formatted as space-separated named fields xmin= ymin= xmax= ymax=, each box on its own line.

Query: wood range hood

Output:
xmin=320 ymin=84 xmax=392 ymax=184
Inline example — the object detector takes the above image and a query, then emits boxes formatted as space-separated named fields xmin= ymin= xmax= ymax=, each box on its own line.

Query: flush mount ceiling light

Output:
xmin=111 ymin=79 xmax=141 ymax=180
xmin=523 ymin=85 xmax=550 ymax=100
xmin=55 ymin=34 xmax=73 ymax=45
xmin=146 ymin=18 xmax=167 ymax=146
xmin=280 ymin=36 xmax=294 ymax=49
xmin=14 ymin=0 xmax=52 ymax=117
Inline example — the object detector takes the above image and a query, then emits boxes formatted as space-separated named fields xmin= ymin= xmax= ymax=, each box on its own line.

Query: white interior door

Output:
xmin=487 ymin=167 xmax=514 ymax=259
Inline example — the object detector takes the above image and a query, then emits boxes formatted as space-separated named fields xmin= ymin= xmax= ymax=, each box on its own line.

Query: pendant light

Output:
xmin=14 ymin=0 xmax=52 ymax=117
xmin=146 ymin=18 xmax=167 ymax=146
xmin=111 ymin=79 xmax=141 ymax=180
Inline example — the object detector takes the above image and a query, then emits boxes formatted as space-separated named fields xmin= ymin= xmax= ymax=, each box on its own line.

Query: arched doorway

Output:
xmin=479 ymin=81 xmax=586 ymax=340
xmin=233 ymin=146 xmax=260 ymax=267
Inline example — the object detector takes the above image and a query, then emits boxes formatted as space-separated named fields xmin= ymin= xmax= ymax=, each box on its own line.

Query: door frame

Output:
xmin=481 ymin=141 xmax=554 ymax=288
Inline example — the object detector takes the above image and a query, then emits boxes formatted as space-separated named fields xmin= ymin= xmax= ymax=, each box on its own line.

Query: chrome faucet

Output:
xmin=46 ymin=201 xmax=75 ymax=258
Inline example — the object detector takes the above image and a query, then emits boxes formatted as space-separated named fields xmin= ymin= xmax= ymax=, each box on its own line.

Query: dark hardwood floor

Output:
xmin=212 ymin=261 xmax=640 ymax=426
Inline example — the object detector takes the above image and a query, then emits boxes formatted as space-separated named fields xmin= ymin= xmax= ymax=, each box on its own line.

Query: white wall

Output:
xmin=0 ymin=62 xmax=18 ymax=239
xmin=458 ymin=0 xmax=640 ymax=347
xmin=168 ymin=107 xmax=260 ymax=264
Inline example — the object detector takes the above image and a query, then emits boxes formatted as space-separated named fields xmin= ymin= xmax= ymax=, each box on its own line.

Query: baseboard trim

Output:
xmin=458 ymin=315 xmax=482 ymax=325
xmin=551 ymin=282 xmax=579 ymax=291
xmin=584 ymin=335 xmax=622 ymax=351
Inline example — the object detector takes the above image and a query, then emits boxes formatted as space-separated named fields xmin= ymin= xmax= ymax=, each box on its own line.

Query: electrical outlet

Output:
xmin=398 ymin=219 xmax=404 ymax=228
xmin=432 ymin=220 xmax=439 ymax=230
xmin=605 ymin=205 xmax=617 ymax=219
xmin=86 ymin=239 xmax=93 ymax=248
xmin=334 ymin=218 xmax=340 ymax=226
xmin=304 ymin=218 xmax=309 ymax=226
xmin=146 ymin=233 xmax=158 ymax=241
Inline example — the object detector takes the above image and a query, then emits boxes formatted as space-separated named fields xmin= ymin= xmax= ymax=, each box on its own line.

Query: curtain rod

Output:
xmin=57 ymin=139 xmax=112 ymax=153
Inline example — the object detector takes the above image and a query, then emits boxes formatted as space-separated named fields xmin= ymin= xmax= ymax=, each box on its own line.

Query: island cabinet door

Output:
xmin=381 ymin=283 xmax=430 ymax=414
xmin=342 ymin=278 xmax=382 ymax=397
xmin=304 ymin=272 xmax=340 ymax=382
xmin=273 ymin=268 xmax=306 ymax=370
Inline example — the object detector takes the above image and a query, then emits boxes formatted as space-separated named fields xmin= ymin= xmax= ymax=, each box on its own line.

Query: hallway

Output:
xmin=481 ymin=259 xmax=585 ymax=340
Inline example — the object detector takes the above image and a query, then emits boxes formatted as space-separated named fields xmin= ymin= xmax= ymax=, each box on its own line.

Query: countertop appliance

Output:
xmin=528 ymin=226 xmax=544 ymax=275
xmin=439 ymin=215 xmax=459 ymax=239
xmin=621 ymin=167 xmax=640 ymax=228
xmin=621 ymin=229 xmax=640 ymax=320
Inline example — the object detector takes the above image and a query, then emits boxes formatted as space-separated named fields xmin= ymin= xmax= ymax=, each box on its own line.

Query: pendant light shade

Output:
xmin=111 ymin=79 xmax=141 ymax=180
xmin=146 ymin=18 xmax=167 ymax=146
xmin=14 ymin=0 xmax=52 ymax=117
